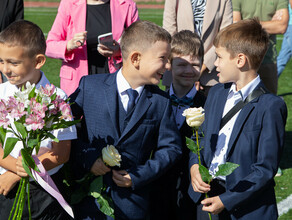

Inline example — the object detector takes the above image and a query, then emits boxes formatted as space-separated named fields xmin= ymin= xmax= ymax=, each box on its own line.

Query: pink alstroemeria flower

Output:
xmin=59 ymin=102 xmax=72 ymax=120
xmin=25 ymin=113 xmax=45 ymax=131
xmin=0 ymin=112 xmax=10 ymax=128
xmin=10 ymin=102 xmax=27 ymax=119
xmin=0 ymin=99 xmax=8 ymax=115
xmin=41 ymin=84 xmax=56 ymax=97
xmin=30 ymin=98 xmax=48 ymax=118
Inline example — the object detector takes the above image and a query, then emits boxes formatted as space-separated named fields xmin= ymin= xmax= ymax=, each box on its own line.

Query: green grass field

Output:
xmin=24 ymin=6 xmax=292 ymax=219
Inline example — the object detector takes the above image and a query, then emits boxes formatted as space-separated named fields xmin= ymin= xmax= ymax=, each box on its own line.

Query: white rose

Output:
xmin=182 ymin=107 xmax=205 ymax=128
xmin=102 ymin=145 xmax=122 ymax=167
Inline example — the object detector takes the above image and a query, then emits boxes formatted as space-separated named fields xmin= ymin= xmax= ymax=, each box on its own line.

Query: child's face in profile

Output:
xmin=138 ymin=40 xmax=171 ymax=85
xmin=0 ymin=43 xmax=38 ymax=88
xmin=214 ymin=46 xmax=239 ymax=84
xmin=171 ymin=54 xmax=201 ymax=89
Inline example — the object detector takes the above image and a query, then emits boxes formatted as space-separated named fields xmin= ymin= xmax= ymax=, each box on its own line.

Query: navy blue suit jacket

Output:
xmin=70 ymin=72 xmax=182 ymax=219
xmin=188 ymin=82 xmax=287 ymax=219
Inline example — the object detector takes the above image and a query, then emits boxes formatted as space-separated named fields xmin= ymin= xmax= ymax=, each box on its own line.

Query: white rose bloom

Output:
xmin=182 ymin=107 xmax=205 ymax=128
xmin=102 ymin=145 xmax=122 ymax=167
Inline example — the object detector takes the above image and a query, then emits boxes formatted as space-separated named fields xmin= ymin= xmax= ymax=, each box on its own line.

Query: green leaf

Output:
xmin=21 ymin=149 xmax=34 ymax=179
xmin=185 ymin=137 xmax=197 ymax=154
xmin=28 ymin=86 xmax=36 ymax=99
xmin=3 ymin=137 xmax=18 ymax=158
xmin=50 ymin=93 xmax=57 ymax=101
xmin=89 ymin=176 xmax=103 ymax=196
xmin=215 ymin=162 xmax=240 ymax=177
xmin=46 ymin=132 xmax=59 ymax=143
xmin=0 ymin=127 xmax=6 ymax=145
xmin=27 ymin=138 xmax=38 ymax=148
xmin=14 ymin=121 xmax=27 ymax=139
xmin=96 ymin=194 xmax=115 ymax=218
xmin=199 ymin=164 xmax=212 ymax=183
xmin=89 ymin=176 xmax=115 ymax=218
xmin=21 ymin=149 xmax=40 ymax=173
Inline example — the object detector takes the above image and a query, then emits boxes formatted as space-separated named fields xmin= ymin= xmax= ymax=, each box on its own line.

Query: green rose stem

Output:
xmin=194 ymin=128 xmax=212 ymax=220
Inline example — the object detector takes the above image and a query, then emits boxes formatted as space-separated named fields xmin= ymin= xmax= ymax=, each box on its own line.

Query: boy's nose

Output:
xmin=1 ymin=63 xmax=10 ymax=75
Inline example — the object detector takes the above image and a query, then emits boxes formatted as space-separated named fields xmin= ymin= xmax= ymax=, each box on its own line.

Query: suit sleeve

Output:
xmin=129 ymin=99 xmax=182 ymax=190
xmin=14 ymin=0 xmax=24 ymax=20
xmin=46 ymin=0 xmax=74 ymax=61
xmin=204 ymin=0 xmax=233 ymax=72
xmin=69 ymin=77 xmax=101 ymax=176
xmin=220 ymin=98 xmax=287 ymax=212
xmin=163 ymin=0 xmax=178 ymax=35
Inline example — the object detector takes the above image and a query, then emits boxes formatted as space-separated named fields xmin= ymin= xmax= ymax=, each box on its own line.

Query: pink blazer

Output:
xmin=46 ymin=0 xmax=139 ymax=95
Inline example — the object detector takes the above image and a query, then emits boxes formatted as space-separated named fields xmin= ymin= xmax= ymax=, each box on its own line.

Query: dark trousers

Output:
xmin=0 ymin=171 xmax=71 ymax=220
xmin=197 ymin=179 xmax=231 ymax=220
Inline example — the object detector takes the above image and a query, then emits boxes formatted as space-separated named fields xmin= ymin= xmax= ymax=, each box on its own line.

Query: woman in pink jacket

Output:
xmin=46 ymin=0 xmax=139 ymax=95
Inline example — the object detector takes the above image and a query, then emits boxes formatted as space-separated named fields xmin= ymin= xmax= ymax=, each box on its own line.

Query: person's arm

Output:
xmin=219 ymin=98 xmax=287 ymax=212
xmin=290 ymin=0 xmax=292 ymax=8
xmin=128 ymin=98 xmax=183 ymax=190
xmin=163 ymin=0 xmax=178 ymax=35
xmin=203 ymin=0 xmax=233 ymax=73
xmin=14 ymin=0 xmax=24 ymax=21
xmin=16 ymin=140 xmax=71 ymax=177
xmin=233 ymin=11 xmax=242 ymax=23
xmin=46 ymin=0 xmax=76 ymax=61
xmin=261 ymin=8 xmax=289 ymax=34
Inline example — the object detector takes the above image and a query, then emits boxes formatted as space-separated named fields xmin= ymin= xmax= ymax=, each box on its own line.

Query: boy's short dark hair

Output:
xmin=214 ymin=18 xmax=269 ymax=70
xmin=170 ymin=30 xmax=204 ymax=63
xmin=0 ymin=20 xmax=46 ymax=57
xmin=120 ymin=20 xmax=171 ymax=60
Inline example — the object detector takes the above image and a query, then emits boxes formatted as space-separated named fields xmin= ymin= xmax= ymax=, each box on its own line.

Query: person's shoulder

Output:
xmin=209 ymin=83 xmax=229 ymax=95
xmin=145 ymin=85 xmax=169 ymax=100
xmin=81 ymin=73 xmax=114 ymax=85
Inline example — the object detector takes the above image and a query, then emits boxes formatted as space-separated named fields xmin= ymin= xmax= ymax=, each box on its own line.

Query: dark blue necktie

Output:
xmin=127 ymin=89 xmax=138 ymax=113
xmin=170 ymin=94 xmax=194 ymax=107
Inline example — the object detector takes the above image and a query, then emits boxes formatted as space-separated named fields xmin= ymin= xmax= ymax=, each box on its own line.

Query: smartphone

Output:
xmin=98 ymin=32 xmax=113 ymax=47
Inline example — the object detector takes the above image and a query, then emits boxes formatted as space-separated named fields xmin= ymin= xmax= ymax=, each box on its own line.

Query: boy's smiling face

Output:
xmin=0 ymin=43 xmax=41 ymax=88
xmin=214 ymin=46 xmax=239 ymax=84
xmin=171 ymin=54 xmax=201 ymax=89
xmin=138 ymin=40 xmax=171 ymax=85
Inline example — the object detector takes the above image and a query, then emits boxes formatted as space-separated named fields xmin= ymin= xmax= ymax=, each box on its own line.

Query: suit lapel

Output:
xmin=226 ymin=82 xmax=265 ymax=156
xmin=118 ymin=86 xmax=152 ymax=142
xmin=204 ymin=84 xmax=230 ymax=166
xmin=103 ymin=73 xmax=120 ymax=138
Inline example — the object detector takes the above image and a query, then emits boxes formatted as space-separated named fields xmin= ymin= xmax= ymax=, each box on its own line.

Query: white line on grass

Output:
xmin=278 ymin=194 xmax=292 ymax=216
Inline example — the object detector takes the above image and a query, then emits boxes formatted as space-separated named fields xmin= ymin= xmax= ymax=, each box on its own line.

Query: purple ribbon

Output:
xmin=31 ymin=156 xmax=74 ymax=218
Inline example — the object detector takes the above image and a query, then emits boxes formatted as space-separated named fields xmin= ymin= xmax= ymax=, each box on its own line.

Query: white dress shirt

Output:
xmin=209 ymin=76 xmax=261 ymax=180
xmin=116 ymin=68 xmax=144 ymax=111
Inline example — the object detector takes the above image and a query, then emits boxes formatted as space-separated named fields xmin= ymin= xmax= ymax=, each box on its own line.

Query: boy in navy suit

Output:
xmin=69 ymin=20 xmax=182 ymax=220
xmin=150 ymin=30 xmax=206 ymax=220
xmin=189 ymin=18 xmax=287 ymax=219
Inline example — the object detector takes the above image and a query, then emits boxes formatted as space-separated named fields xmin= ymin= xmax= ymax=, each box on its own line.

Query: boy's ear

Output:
xmin=35 ymin=54 xmax=46 ymax=70
xmin=236 ymin=53 xmax=247 ymax=68
xmin=130 ymin=51 xmax=141 ymax=69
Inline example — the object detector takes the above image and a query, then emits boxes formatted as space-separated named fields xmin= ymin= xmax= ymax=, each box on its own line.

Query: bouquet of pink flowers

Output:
xmin=0 ymin=82 xmax=77 ymax=220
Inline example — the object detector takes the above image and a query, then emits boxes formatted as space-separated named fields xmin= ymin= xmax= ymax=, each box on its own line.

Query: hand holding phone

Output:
xmin=98 ymin=32 xmax=113 ymax=47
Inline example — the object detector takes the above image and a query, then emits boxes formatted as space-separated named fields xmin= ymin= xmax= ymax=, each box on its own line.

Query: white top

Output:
xmin=0 ymin=72 xmax=77 ymax=175
xmin=170 ymin=84 xmax=197 ymax=129
xmin=209 ymin=76 xmax=261 ymax=180
xmin=116 ymin=68 xmax=144 ymax=111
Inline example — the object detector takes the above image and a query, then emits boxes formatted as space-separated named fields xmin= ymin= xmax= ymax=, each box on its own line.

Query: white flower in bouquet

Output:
xmin=182 ymin=107 xmax=205 ymax=128
xmin=102 ymin=145 xmax=122 ymax=167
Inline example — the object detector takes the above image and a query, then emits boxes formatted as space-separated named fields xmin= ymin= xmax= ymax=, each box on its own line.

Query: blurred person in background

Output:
xmin=46 ymin=0 xmax=139 ymax=96
xmin=0 ymin=0 xmax=24 ymax=83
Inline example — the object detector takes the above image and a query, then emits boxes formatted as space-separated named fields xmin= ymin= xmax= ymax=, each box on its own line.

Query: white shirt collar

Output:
xmin=229 ymin=75 xmax=261 ymax=101
xmin=116 ymin=68 xmax=144 ymax=97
